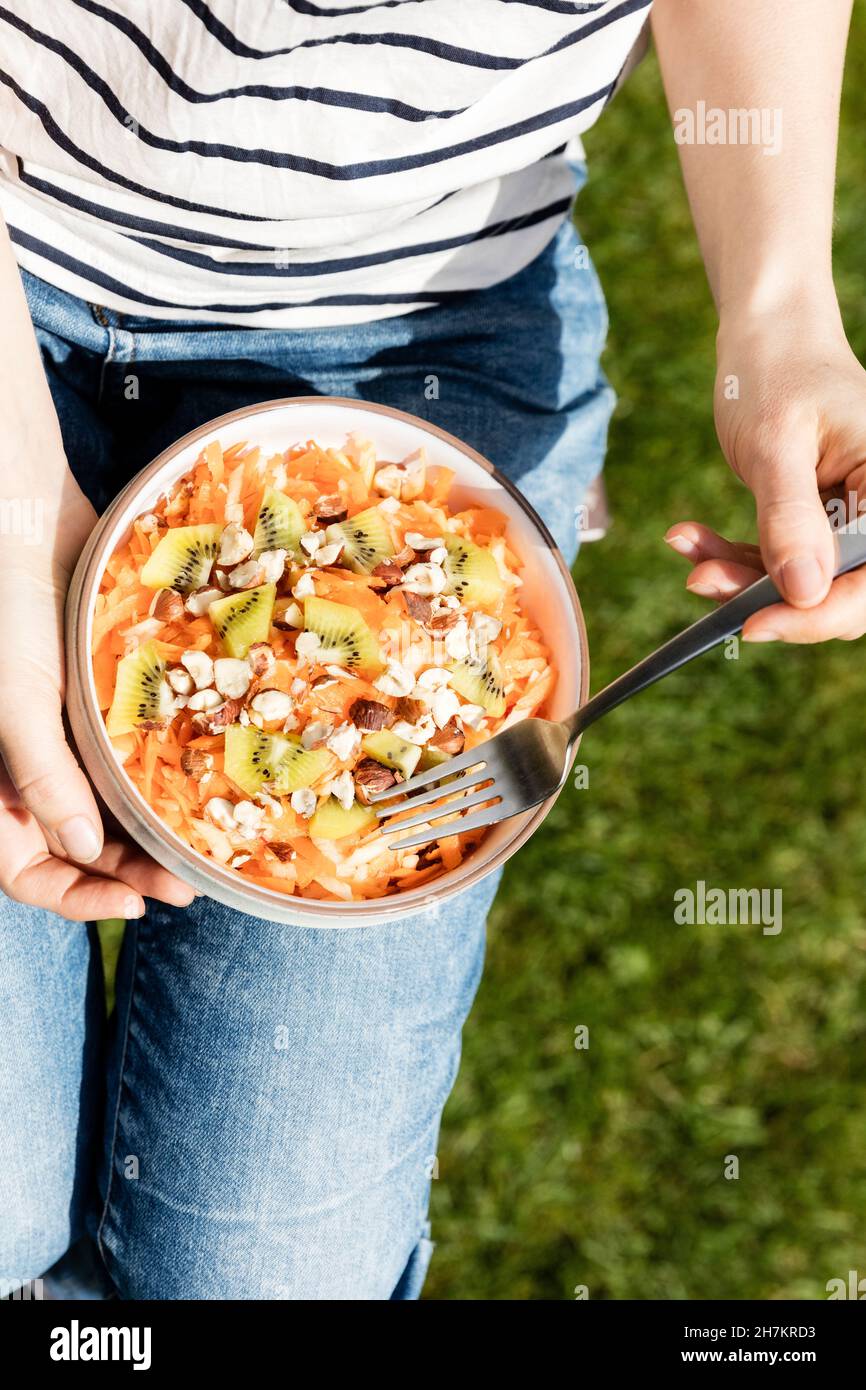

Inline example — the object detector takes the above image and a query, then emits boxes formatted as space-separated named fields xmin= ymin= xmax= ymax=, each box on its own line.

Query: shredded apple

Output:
xmin=91 ymin=435 xmax=556 ymax=902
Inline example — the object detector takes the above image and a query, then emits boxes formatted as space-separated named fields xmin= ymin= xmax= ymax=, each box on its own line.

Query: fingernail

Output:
xmin=742 ymin=630 xmax=780 ymax=643
xmin=124 ymin=895 xmax=145 ymax=920
xmin=781 ymin=557 xmax=824 ymax=604
xmin=686 ymin=580 xmax=722 ymax=599
xmin=58 ymin=816 xmax=101 ymax=864
xmin=665 ymin=533 xmax=698 ymax=558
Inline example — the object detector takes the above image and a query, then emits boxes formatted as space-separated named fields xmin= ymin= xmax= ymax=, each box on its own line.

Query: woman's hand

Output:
xmin=0 ymin=472 xmax=195 ymax=921
xmin=666 ymin=308 xmax=866 ymax=643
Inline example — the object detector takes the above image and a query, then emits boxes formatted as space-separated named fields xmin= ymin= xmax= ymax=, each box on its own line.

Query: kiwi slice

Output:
xmin=208 ymin=583 xmax=276 ymax=658
xmin=106 ymin=641 xmax=174 ymax=736
xmin=309 ymin=796 xmax=377 ymax=840
xmin=418 ymin=745 xmax=452 ymax=772
xmin=362 ymin=729 xmax=422 ymax=781
xmin=140 ymin=523 xmax=222 ymax=593
xmin=449 ymin=651 xmax=506 ymax=717
xmin=253 ymin=487 xmax=305 ymax=555
xmin=326 ymin=506 xmax=394 ymax=573
xmin=442 ymin=535 xmax=505 ymax=608
xmin=224 ymin=723 xmax=331 ymax=796
xmin=302 ymin=595 xmax=382 ymax=676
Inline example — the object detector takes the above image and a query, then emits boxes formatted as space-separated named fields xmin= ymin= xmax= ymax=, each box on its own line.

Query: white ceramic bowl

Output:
xmin=66 ymin=398 xmax=588 ymax=926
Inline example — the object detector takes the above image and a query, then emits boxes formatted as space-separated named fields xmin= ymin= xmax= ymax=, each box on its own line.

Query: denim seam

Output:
xmin=89 ymin=303 xmax=116 ymax=404
xmin=95 ymin=919 xmax=140 ymax=1271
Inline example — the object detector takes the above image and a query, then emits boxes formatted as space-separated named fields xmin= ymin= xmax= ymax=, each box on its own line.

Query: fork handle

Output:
xmin=569 ymin=519 xmax=866 ymax=740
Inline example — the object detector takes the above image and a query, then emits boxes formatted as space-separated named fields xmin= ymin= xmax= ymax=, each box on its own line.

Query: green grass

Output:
xmin=425 ymin=23 xmax=866 ymax=1300
xmin=100 ymin=23 xmax=866 ymax=1301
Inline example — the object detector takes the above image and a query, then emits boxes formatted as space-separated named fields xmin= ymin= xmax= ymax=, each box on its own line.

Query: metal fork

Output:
xmin=369 ymin=520 xmax=866 ymax=849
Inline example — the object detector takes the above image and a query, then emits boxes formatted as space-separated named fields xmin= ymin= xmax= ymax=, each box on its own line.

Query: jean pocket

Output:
xmin=391 ymin=1224 xmax=436 ymax=1300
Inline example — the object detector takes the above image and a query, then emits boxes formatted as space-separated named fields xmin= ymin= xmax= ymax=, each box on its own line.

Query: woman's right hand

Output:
xmin=0 ymin=474 xmax=196 ymax=921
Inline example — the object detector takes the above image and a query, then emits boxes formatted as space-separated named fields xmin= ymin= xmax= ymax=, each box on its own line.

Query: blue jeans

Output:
xmin=0 ymin=217 xmax=613 ymax=1300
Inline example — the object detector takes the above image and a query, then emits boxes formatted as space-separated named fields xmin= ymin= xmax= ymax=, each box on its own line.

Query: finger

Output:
xmin=9 ymin=852 xmax=147 ymax=921
xmin=686 ymin=558 xmax=766 ymax=601
xmin=0 ymin=685 xmax=104 ymax=864
xmin=743 ymin=568 xmax=866 ymax=644
xmin=748 ymin=443 xmax=835 ymax=608
xmin=665 ymin=522 xmax=763 ymax=568
xmin=94 ymin=836 xmax=195 ymax=907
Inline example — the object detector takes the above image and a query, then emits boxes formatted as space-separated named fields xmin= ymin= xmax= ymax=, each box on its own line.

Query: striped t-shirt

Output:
xmin=0 ymin=0 xmax=651 ymax=328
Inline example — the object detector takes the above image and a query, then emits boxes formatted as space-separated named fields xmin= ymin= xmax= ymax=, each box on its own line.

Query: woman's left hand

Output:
xmin=666 ymin=307 xmax=866 ymax=643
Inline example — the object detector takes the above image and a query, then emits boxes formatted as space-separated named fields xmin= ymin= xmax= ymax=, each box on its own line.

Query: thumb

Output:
xmin=0 ymin=686 xmax=104 ymax=863
xmin=750 ymin=448 xmax=835 ymax=608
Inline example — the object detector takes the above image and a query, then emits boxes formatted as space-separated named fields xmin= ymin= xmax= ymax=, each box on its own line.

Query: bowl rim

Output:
xmin=65 ymin=395 xmax=589 ymax=926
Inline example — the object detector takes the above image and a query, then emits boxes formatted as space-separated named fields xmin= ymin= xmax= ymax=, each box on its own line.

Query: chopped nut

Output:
xmin=187 ymin=687 xmax=223 ymax=712
xmin=302 ymin=719 xmax=332 ymax=749
xmin=404 ymin=532 xmax=443 ymax=551
xmin=432 ymin=686 xmax=461 ymax=729
xmin=295 ymin=630 xmax=322 ymax=662
xmin=393 ymin=545 xmax=417 ymax=567
xmin=205 ymin=796 xmax=236 ymax=832
xmin=429 ymin=719 xmax=465 ymax=755
xmin=292 ymin=571 xmax=316 ymax=599
xmin=184 ymin=586 xmax=223 ymax=617
xmin=149 ymin=587 xmax=185 ymax=624
xmin=315 ymin=541 xmax=344 ymax=567
xmin=258 ymin=548 xmax=287 ymax=585
xmin=326 ymin=769 xmax=356 ymax=811
xmin=315 ymin=494 xmax=348 ymax=524
xmin=377 ymin=494 xmax=401 ymax=514
xmin=213 ymin=657 xmax=252 ymax=700
xmin=430 ymin=547 xmax=447 ymax=566
xmin=246 ymin=642 xmax=276 ymax=679
xmin=372 ymin=463 xmax=403 ymax=500
xmin=214 ymin=568 xmax=233 ymax=591
xmin=444 ymin=618 xmax=471 ymax=660
xmin=138 ymin=512 xmax=161 ymax=534
xmin=228 ymin=852 xmax=252 ymax=869
xmin=354 ymin=757 xmax=398 ymax=803
xmin=228 ymin=558 xmax=266 ymax=589
xmin=273 ymin=601 xmax=304 ymax=631
xmin=393 ymin=696 xmax=426 ymax=724
xmin=181 ymin=649 xmax=215 ymax=690
xmin=373 ymin=449 xmax=425 ymax=502
xmin=403 ymin=591 xmax=433 ymax=624
xmin=459 ymin=703 xmax=487 ymax=731
xmin=121 ymin=617 xmax=163 ymax=647
xmin=249 ymin=688 xmax=293 ymax=724
xmin=218 ymin=521 xmax=254 ymax=567
xmin=181 ymin=747 xmax=215 ymax=781
xmin=427 ymin=608 xmax=462 ymax=634
xmin=401 ymin=562 xmax=446 ymax=596
xmin=190 ymin=697 xmax=244 ymax=735
xmin=299 ymin=531 xmax=323 ymax=558
xmin=470 ymin=611 xmax=503 ymax=644
xmin=269 ymin=841 xmax=296 ymax=863
xmin=415 ymin=666 xmax=452 ymax=690
xmin=349 ymin=698 xmax=393 ymax=732
xmin=325 ymin=721 xmax=362 ymax=762
xmin=373 ymin=660 xmax=415 ymax=698
xmin=166 ymin=664 xmax=196 ymax=697
xmin=290 ymin=787 xmax=316 ymax=819
xmin=392 ymin=714 xmax=436 ymax=745
xmin=370 ymin=560 xmax=405 ymax=589
xmin=233 ymin=800 xmax=265 ymax=839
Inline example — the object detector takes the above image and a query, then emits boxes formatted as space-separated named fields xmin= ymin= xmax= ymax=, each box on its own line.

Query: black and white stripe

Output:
xmin=0 ymin=0 xmax=651 ymax=326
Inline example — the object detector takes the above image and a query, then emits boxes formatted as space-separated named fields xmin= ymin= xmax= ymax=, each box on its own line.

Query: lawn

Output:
xmin=424 ymin=19 xmax=866 ymax=1299
xmin=99 ymin=19 xmax=866 ymax=1302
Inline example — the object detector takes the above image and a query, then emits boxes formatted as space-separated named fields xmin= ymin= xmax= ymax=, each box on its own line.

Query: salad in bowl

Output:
xmin=91 ymin=430 xmax=557 ymax=904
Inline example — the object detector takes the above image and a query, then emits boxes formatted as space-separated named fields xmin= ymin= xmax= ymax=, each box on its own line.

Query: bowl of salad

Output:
xmin=65 ymin=398 xmax=588 ymax=926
